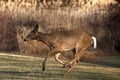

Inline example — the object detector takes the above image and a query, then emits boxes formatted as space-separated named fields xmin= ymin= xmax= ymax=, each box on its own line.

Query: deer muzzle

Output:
xmin=24 ymin=39 xmax=27 ymax=42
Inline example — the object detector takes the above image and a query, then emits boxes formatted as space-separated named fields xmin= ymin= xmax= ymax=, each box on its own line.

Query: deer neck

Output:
xmin=36 ymin=32 xmax=53 ymax=50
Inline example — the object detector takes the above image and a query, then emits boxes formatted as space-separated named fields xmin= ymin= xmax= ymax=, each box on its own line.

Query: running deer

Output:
xmin=24 ymin=24 xmax=97 ymax=76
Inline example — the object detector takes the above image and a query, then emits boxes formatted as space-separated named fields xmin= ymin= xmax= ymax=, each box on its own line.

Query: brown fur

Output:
xmin=24 ymin=24 xmax=94 ymax=76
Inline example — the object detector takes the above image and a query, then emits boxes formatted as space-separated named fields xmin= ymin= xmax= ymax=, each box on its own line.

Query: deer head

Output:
xmin=24 ymin=24 xmax=39 ymax=42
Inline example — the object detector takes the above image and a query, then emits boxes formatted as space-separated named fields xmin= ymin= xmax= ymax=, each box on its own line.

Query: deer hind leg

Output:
xmin=64 ymin=51 xmax=82 ymax=76
xmin=54 ymin=53 xmax=65 ymax=65
xmin=63 ymin=48 xmax=76 ymax=68
xmin=64 ymin=58 xmax=79 ymax=76
xmin=64 ymin=44 xmax=89 ymax=76
xmin=64 ymin=41 xmax=92 ymax=76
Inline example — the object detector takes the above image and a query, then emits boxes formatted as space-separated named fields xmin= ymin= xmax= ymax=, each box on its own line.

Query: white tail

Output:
xmin=91 ymin=36 xmax=97 ymax=49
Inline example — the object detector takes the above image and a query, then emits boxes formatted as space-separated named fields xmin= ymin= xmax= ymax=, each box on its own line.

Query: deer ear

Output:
xmin=34 ymin=24 xmax=39 ymax=32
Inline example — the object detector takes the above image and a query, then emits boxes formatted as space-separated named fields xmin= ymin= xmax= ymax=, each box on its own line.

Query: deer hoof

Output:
xmin=62 ymin=63 xmax=71 ymax=68
xmin=42 ymin=67 xmax=45 ymax=71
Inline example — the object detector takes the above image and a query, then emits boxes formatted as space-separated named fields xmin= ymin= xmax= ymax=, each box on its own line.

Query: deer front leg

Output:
xmin=54 ymin=53 xmax=65 ymax=65
xmin=49 ymin=48 xmax=66 ymax=67
xmin=42 ymin=53 xmax=50 ymax=71
xmin=42 ymin=48 xmax=60 ymax=71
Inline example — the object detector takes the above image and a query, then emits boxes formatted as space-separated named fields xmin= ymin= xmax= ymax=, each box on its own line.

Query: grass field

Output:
xmin=0 ymin=53 xmax=120 ymax=80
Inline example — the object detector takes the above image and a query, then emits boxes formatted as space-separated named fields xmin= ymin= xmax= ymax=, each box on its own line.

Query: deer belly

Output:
xmin=55 ymin=39 xmax=76 ymax=51
xmin=61 ymin=45 xmax=75 ymax=51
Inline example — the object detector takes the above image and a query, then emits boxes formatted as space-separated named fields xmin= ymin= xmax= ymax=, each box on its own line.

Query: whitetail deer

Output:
xmin=24 ymin=24 xmax=97 ymax=76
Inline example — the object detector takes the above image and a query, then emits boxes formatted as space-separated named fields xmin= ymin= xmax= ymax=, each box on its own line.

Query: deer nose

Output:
xmin=24 ymin=39 xmax=27 ymax=41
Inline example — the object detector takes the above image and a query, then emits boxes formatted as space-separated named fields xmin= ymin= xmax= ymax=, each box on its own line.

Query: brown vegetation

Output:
xmin=0 ymin=11 xmax=19 ymax=52
xmin=0 ymin=0 xmax=120 ymax=57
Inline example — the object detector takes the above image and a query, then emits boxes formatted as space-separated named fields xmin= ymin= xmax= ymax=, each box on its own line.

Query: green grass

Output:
xmin=0 ymin=53 xmax=120 ymax=80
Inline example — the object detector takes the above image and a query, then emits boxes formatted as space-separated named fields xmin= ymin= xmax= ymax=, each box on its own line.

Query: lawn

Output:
xmin=0 ymin=53 xmax=120 ymax=80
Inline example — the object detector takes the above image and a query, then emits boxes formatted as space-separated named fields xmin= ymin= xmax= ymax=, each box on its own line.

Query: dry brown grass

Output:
xmin=0 ymin=0 xmax=120 ymax=56
xmin=0 ymin=11 xmax=19 ymax=52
